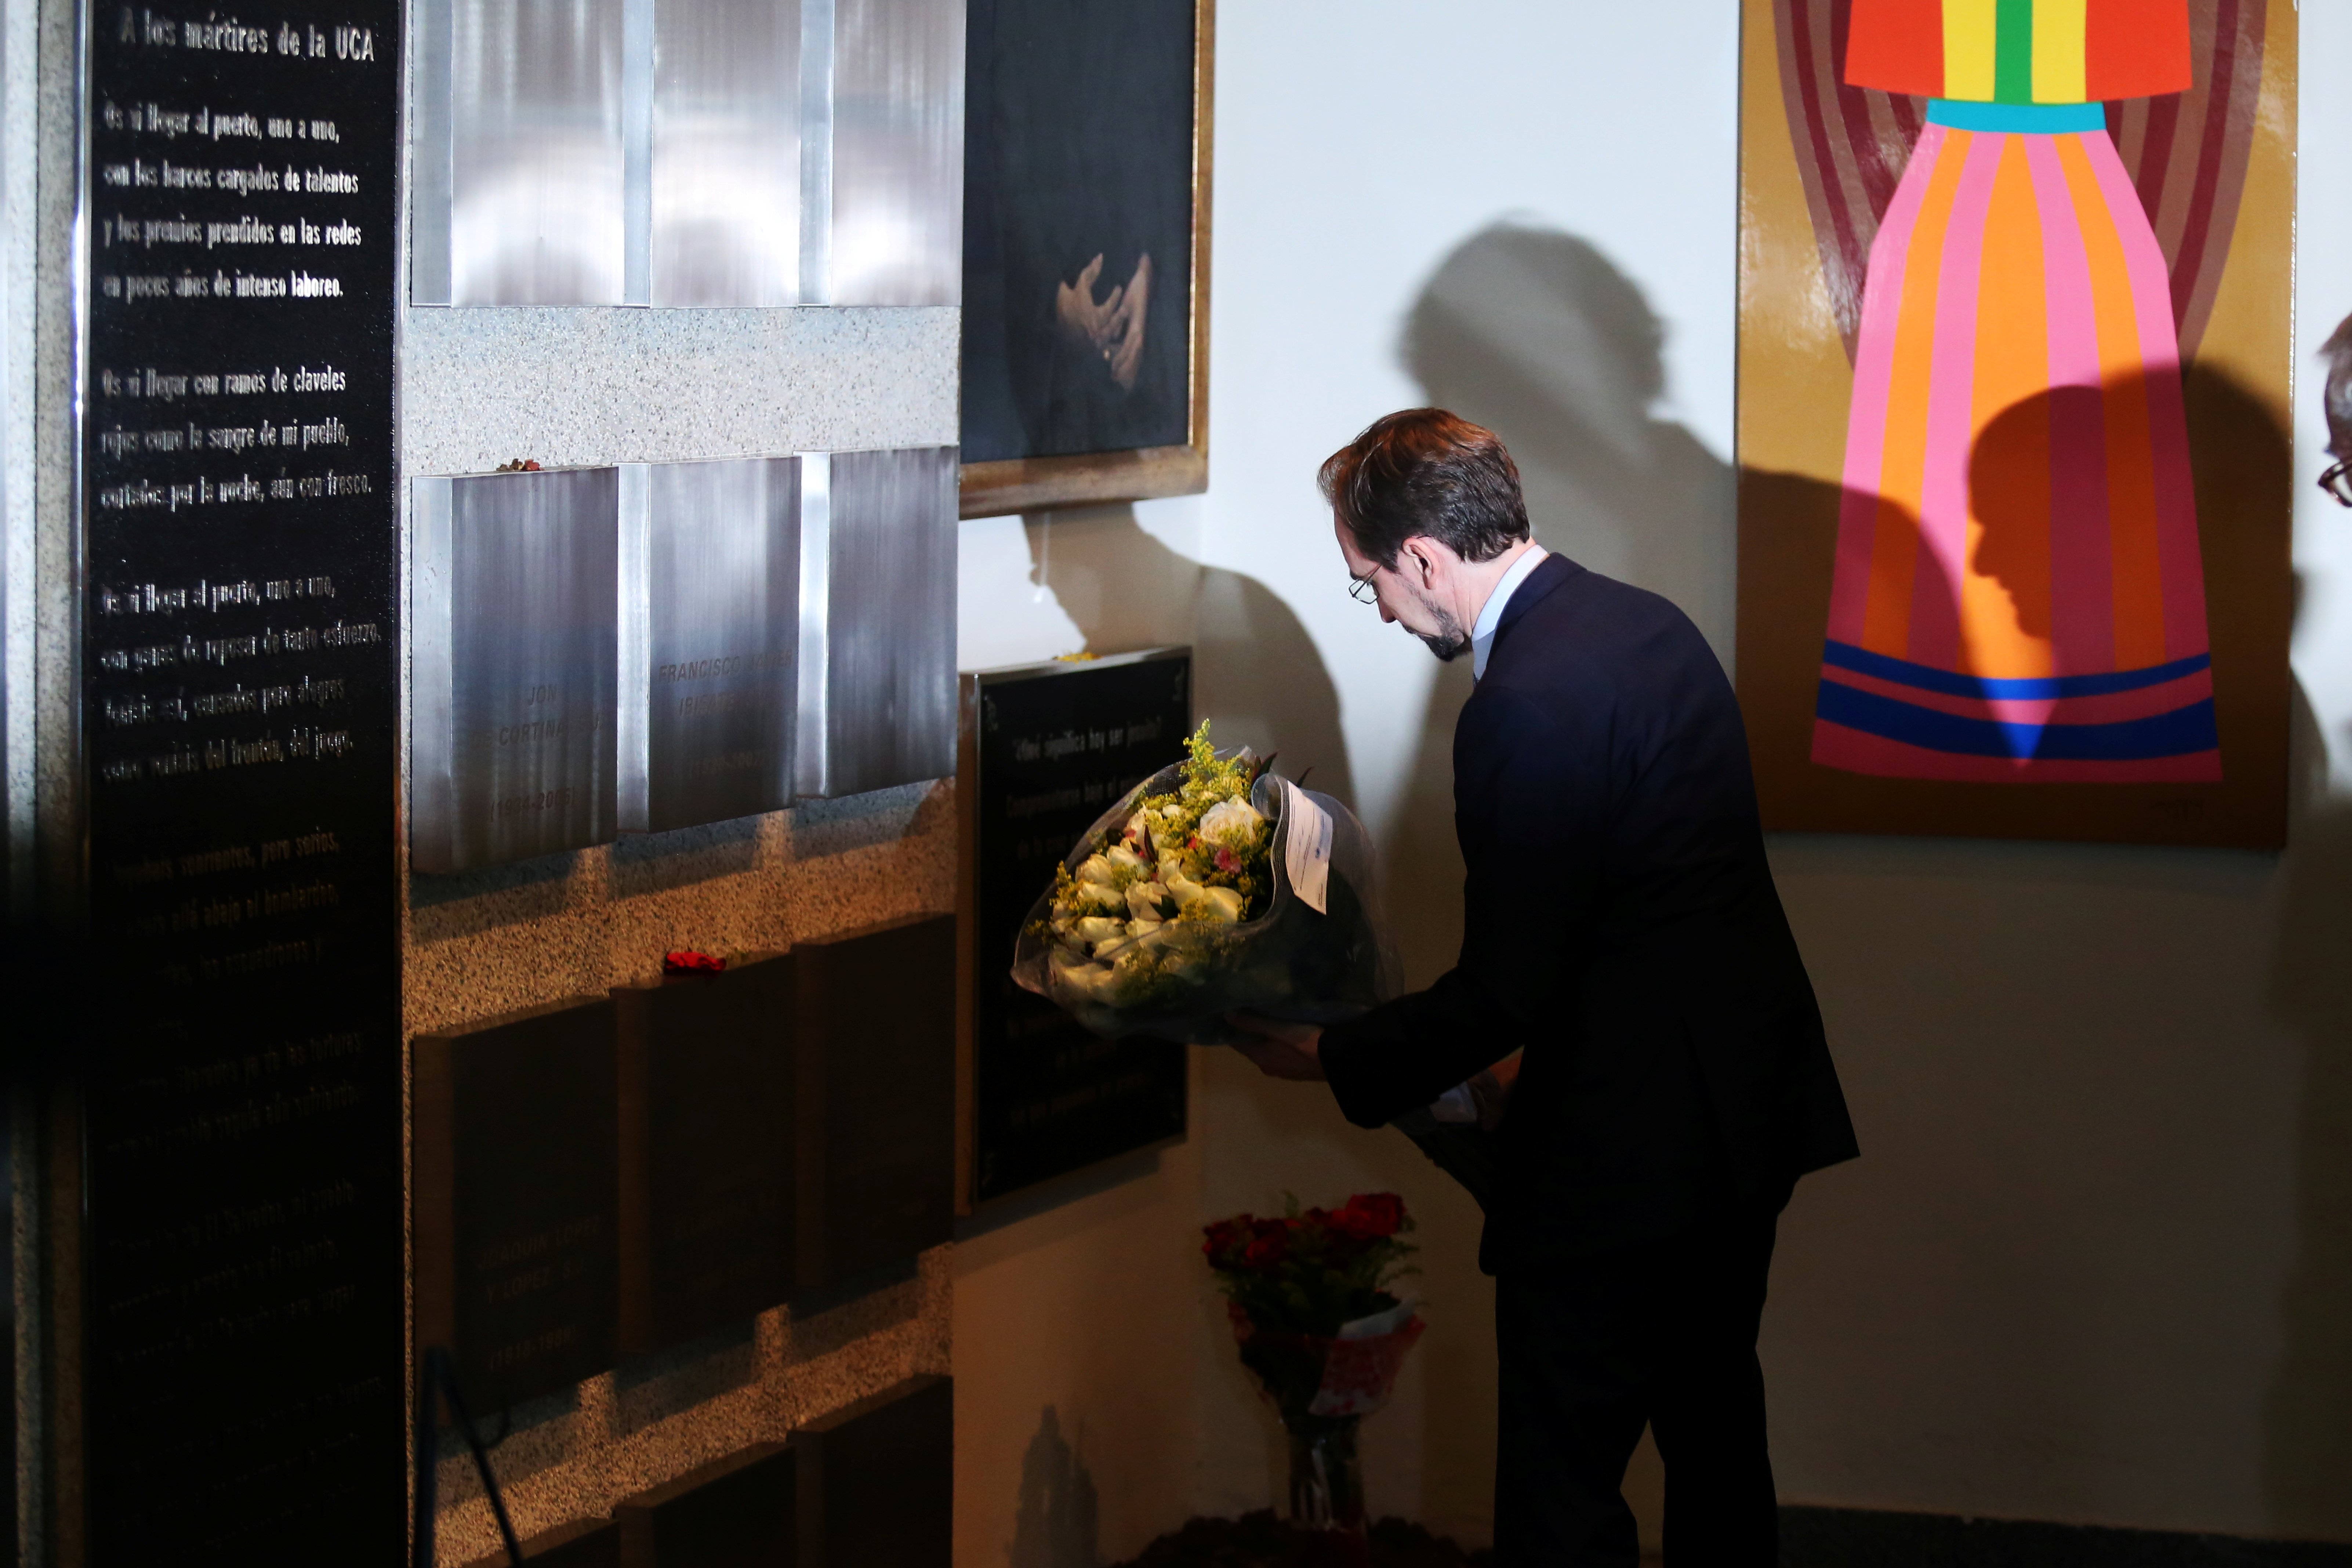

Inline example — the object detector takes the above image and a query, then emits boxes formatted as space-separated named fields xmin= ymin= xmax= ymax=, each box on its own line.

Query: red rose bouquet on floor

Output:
xmin=1202 ymin=1194 xmax=1425 ymax=1560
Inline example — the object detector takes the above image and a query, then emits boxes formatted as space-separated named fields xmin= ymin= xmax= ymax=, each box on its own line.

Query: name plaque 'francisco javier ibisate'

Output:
xmin=78 ymin=0 xmax=403 ymax=1558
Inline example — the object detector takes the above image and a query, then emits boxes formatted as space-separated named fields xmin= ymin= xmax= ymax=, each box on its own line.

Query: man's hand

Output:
xmin=1225 ymin=1012 xmax=1326 ymax=1081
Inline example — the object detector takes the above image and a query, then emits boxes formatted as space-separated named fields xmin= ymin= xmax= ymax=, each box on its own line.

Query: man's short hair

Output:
xmin=1317 ymin=409 xmax=1530 ymax=568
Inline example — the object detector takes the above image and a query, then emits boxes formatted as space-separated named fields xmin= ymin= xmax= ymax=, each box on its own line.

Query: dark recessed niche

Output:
xmin=794 ymin=914 xmax=957 ymax=1289
xmin=614 ymin=951 xmax=798 ymax=1353
xmin=415 ymin=995 xmax=621 ymax=1411
xmin=616 ymin=1442 xmax=796 ymax=1568
xmin=796 ymin=1375 xmax=953 ymax=1568
xmin=460 ymin=1516 xmax=622 ymax=1568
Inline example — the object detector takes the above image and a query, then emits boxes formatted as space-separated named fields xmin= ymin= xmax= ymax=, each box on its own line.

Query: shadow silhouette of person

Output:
xmin=1019 ymin=505 xmax=1356 ymax=807
xmin=1384 ymin=220 xmax=1734 ymax=984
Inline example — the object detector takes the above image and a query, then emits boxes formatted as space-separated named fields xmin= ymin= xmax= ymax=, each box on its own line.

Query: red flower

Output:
xmin=663 ymin=949 xmax=725 ymax=975
xmin=1214 ymin=846 xmax=1242 ymax=874
xmin=1201 ymin=1218 xmax=1245 ymax=1260
xmin=1332 ymin=1192 xmax=1405 ymax=1240
xmin=1241 ymin=1217 xmax=1291 ymax=1270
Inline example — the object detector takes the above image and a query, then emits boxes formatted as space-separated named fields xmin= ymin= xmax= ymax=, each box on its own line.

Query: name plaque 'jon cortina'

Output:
xmin=79 ymin=0 xmax=403 ymax=1560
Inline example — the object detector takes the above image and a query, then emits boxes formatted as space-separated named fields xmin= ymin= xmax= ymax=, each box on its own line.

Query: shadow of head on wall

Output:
xmin=1382 ymin=221 xmax=1733 ymax=983
xmin=1401 ymin=218 xmax=1735 ymax=650
xmin=1022 ymin=505 xmax=1355 ymax=806
xmin=1009 ymin=1405 xmax=1101 ymax=1568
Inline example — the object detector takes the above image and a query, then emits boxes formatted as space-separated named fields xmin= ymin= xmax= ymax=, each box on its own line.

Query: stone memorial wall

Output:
xmin=398 ymin=0 xmax=964 ymax=1551
xmin=31 ymin=0 xmax=1000 ymax=1554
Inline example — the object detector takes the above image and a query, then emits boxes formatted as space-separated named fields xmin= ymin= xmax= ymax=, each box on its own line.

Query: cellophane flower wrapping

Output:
xmin=1204 ymin=1194 xmax=1424 ymax=1426
xmin=1010 ymin=733 xmax=1399 ymax=1046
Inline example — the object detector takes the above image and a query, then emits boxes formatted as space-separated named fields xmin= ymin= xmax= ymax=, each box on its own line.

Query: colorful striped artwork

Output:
xmin=1738 ymin=0 xmax=2294 ymax=845
xmin=1794 ymin=0 xmax=2229 ymax=783
xmin=1844 ymin=0 xmax=2191 ymax=104
xmin=1772 ymin=0 xmax=2265 ymax=363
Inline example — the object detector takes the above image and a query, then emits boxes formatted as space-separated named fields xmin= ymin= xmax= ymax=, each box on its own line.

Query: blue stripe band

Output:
xmin=1821 ymin=641 xmax=2210 ymax=701
xmin=1927 ymin=98 xmax=2109 ymax=134
xmin=1816 ymin=684 xmax=2220 ymax=762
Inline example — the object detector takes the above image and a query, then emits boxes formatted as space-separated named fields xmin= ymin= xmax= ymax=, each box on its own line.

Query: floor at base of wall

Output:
xmin=1781 ymin=1506 xmax=2352 ymax=1567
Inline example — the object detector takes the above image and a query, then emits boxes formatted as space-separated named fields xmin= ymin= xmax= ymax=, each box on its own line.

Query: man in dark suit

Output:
xmin=1230 ymin=409 xmax=1858 ymax=1567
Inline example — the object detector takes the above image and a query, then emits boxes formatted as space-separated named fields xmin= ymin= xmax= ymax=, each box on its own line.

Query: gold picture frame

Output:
xmin=957 ymin=0 xmax=1214 ymax=519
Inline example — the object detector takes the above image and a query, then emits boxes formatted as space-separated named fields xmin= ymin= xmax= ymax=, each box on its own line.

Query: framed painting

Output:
xmin=957 ymin=0 xmax=1213 ymax=519
xmin=1735 ymin=0 xmax=2296 ymax=847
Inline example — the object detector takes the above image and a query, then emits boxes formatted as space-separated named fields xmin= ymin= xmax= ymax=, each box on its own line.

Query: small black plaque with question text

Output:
xmin=79 ymin=0 xmax=401 ymax=1559
xmin=967 ymin=650 xmax=1191 ymax=1203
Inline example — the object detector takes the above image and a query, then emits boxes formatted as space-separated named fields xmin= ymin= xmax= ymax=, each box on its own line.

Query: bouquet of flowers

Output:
xmin=1203 ymin=1194 xmax=1426 ymax=1549
xmin=1011 ymin=722 xmax=1396 ymax=1046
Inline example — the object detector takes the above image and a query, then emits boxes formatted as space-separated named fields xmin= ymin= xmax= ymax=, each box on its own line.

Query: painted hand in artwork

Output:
xmin=1056 ymin=252 xmax=1153 ymax=391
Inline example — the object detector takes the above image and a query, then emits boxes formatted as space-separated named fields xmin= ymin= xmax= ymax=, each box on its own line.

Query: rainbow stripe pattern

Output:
xmin=1845 ymin=0 xmax=2192 ymax=105
xmin=1810 ymin=93 xmax=2220 ymax=783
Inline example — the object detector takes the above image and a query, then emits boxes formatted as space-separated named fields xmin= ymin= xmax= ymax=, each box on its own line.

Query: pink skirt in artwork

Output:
xmin=1810 ymin=101 xmax=2219 ymax=784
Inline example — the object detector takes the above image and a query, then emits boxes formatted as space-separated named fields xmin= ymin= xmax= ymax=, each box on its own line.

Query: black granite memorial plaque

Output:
xmin=77 ymin=0 xmax=402 ymax=1557
xmin=795 ymin=915 xmax=956 ymax=1288
xmin=963 ymin=650 xmax=1191 ymax=1203
xmin=614 ymin=951 xmax=797 ymax=1353
xmin=795 ymin=1376 xmax=952 ymax=1568
xmin=617 ymin=1443 xmax=795 ymax=1568
xmin=415 ymin=998 xmax=621 ymax=1411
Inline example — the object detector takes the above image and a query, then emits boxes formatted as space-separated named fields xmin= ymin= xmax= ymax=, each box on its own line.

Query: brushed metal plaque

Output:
xmin=794 ymin=448 xmax=957 ymax=800
xmin=828 ymin=0 xmax=963 ymax=305
xmin=413 ymin=469 xmax=620 ymax=872
xmin=618 ymin=457 xmax=800 ymax=832
xmin=422 ymin=0 xmax=639 ymax=304
xmin=650 ymin=0 xmax=803 ymax=304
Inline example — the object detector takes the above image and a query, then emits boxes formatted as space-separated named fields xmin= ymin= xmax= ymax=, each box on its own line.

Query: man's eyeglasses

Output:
xmin=1347 ymin=567 xmax=1380 ymax=605
xmin=2322 ymin=458 xmax=2352 ymax=509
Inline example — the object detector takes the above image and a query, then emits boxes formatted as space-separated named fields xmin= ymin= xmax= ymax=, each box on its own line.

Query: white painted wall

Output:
xmin=953 ymin=0 xmax=2352 ymax=1558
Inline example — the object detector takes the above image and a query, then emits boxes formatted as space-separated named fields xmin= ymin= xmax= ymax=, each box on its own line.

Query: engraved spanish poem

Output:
xmin=79 ymin=3 xmax=403 ymax=1560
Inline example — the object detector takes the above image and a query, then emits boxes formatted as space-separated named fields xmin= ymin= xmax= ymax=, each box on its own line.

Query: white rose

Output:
xmin=1163 ymin=868 xmax=1206 ymax=908
xmin=1106 ymin=843 xmax=1146 ymax=873
xmin=1073 ymin=881 xmax=1126 ymax=915
xmin=1128 ymin=916 xmax=1163 ymax=938
xmin=1127 ymin=881 xmax=1170 ymax=921
xmin=1197 ymin=886 xmax=1245 ymax=922
xmin=1077 ymin=853 xmax=1117 ymax=885
xmin=1198 ymin=797 xmax=1265 ymax=848
xmin=1073 ymin=916 xmax=1126 ymax=945
xmin=1049 ymin=947 xmax=1115 ymax=1000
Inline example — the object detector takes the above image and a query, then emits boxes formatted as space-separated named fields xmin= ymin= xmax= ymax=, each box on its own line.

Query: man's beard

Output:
xmin=1416 ymin=608 xmax=1471 ymax=662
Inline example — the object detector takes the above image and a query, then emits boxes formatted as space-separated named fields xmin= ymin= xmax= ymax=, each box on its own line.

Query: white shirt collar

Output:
xmin=1471 ymin=546 xmax=1548 ymax=680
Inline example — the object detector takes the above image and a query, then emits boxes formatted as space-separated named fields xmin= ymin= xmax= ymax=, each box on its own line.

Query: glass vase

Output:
xmin=1282 ymin=1413 xmax=1367 ymax=1565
